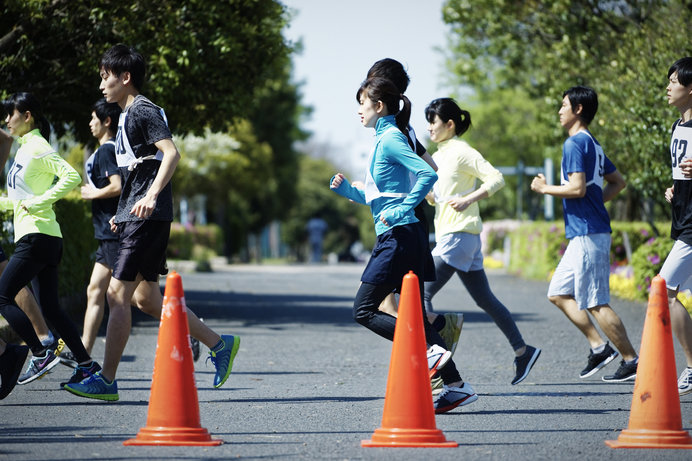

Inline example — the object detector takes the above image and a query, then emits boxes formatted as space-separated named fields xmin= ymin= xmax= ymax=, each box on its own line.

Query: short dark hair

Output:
xmin=92 ymin=98 xmax=121 ymax=137
xmin=563 ymin=86 xmax=598 ymax=126
xmin=366 ymin=58 xmax=410 ymax=94
xmin=99 ymin=44 xmax=146 ymax=91
xmin=668 ymin=57 xmax=692 ymax=87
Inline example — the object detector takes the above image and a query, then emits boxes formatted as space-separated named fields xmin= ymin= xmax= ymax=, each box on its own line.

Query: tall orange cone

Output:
xmin=124 ymin=271 xmax=222 ymax=446
xmin=362 ymin=271 xmax=457 ymax=448
xmin=606 ymin=275 xmax=692 ymax=449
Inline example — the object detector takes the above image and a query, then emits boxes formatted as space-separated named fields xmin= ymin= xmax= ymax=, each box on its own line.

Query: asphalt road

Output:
xmin=1 ymin=263 xmax=690 ymax=460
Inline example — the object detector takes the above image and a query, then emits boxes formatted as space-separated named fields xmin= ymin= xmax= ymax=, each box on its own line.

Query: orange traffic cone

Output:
xmin=124 ymin=271 xmax=222 ymax=446
xmin=362 ymin=271 xmax=457 ymax=448
xmin=606 ymin=275 xmax=692 ymax=449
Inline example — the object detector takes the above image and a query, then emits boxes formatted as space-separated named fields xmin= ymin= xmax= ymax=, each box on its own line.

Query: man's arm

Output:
xmin=602 ymin=170 xmax=626 ymax=202
xmin=81 ymin=174 xmax=122 ymax=200
xmin=129 ymin=138 xmax=180 ymax=219
xmin=531 ymin=171 xmax=586 ymax=199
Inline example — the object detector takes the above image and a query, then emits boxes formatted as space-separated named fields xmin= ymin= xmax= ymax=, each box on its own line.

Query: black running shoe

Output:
xmin=580 ymin=343 xmax=618 ymax=378
xmin=59 ymin=351 xmax=79 ymax=369
xmin=0 ymin=344 xmax=29 ymax=399
xmin=512 ymin=345 xmax=541 ymax=385
xmin=60 ymin=361 xmax=102 ymax=388
xmin=602 ymin=360 xmax=637 ymax=382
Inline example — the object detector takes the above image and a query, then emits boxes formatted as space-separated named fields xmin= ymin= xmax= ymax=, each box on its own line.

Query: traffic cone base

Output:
xmin=124 ymin=427 xmax=222 ymax=446
xmin=362 ymin=428 xmax=458 ymax=447
xmin=606 ymin=429 xmax=692 ymax=449
xmin=606 ymin=275 xmax=692 ymax=449
xmin=362 ymin=271 xmax=457 ymax=448
xmin=124 ymin=271 xmax=222 ymax=447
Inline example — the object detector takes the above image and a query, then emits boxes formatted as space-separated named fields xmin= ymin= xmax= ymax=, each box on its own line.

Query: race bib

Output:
xmin=672 ymin=124 xmax=692 ymax=180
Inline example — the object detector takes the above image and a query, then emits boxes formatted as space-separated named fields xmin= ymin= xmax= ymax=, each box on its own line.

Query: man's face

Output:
xmin=89 ymin=111 xmax=107 ymax=139
xmin=99 ymin=69 xmax=128 ymax=106
xmin=558 ymin=95 xmax=579 ymax=130
xmin=667 ymin=71 xmax=692 ymax=109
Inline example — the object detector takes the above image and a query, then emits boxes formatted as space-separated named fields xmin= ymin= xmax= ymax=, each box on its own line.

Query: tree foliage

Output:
xmin=443 ymin=0 xmax=692 ymax=219
xmin=1 ymin=0 xmax=293 ymax=141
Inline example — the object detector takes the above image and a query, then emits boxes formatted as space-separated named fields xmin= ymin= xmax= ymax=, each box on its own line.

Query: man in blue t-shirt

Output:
xmin=531 ymin=86 xmax=638 ymax=382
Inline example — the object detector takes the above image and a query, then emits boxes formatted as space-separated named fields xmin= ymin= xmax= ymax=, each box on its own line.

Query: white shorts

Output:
xmin=659 ymin=240 xmax=692 ymax=291
xmin=548 ymin=233 xmax=611 ymax=310
xmin=432 ymin=232 xmax=484 ymax=272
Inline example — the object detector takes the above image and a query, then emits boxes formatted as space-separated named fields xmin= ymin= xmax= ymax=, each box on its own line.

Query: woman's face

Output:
xmin=358 ymin=93 xmax=382 ymax=128
xmin=428 ymin=114 xmax=455 ymax=143
xmin=5 ymin=109 xmax=32 ymax=137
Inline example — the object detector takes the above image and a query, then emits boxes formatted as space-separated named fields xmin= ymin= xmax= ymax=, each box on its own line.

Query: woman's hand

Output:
xmin=447 ymin=196 xmax=471 ymax=212
xmin=330 ymin=173 xmax=345 ymax=189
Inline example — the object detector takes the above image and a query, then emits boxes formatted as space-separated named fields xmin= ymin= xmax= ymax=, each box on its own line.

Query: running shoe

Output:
xmin=602 ymin=359 xmax=637 ymax=382
xmin=512 ymin=345 xmax=541 ymax=385
xmin=427 ymin=344 xmax=452 ymax=378
xmin=677 ymin=367 xmax=692 ymax=396
xmin=190 ymin=337 xmax=201 ymax=362
xmin=207 ymin=334 xmax=240 ymax=388
xmin=60 ymin=361 xmax=102 ymax=388
xmin=439 ymin=313 xmax=464 ymax=356
xmin=63 ymin=372 xmax=118 ymax=401
xmin=431 ymin=376 xmax=444 ymax=396
xmin=434 ymin=382 xmax=478 ymax=414
xmin=58 ymin=351 xmax=79 ymax=369
xmin=580 ymin=342 xmax=618 ymax=378
xmin=0 ymin=344 xmax=29 ymax=399
xmin=17 ymin=350 xmax=61 ymax=384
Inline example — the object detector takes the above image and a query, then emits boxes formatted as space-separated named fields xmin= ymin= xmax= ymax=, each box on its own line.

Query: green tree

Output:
xmin=283 ymin=154 xmax=373 ymax=261
xmin=173 ymin=121 xmax=275 ymax=256
xmin=0 ymin=0 xmax=293 ymax=141
xmin=442 ymin=0 xmax=692 ymax=220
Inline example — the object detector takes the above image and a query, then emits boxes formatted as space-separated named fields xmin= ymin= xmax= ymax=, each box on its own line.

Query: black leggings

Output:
xmin=353 ymin=281 xmax=462 ymax=384
xmin=0 ymin=234 xmax=90 ymax=363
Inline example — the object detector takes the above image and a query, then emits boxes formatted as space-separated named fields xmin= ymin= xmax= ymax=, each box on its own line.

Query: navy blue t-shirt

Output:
xmin=86 ymin=140 xmax=120 ymax=241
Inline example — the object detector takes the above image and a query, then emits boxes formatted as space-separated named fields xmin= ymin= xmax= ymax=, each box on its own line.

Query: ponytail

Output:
xmin=395 ymin=94 xmax=411 ymax=134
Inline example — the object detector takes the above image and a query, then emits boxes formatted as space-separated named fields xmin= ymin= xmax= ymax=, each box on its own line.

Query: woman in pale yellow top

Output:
xmin=423 ymin=97 xmax=541 ymax=385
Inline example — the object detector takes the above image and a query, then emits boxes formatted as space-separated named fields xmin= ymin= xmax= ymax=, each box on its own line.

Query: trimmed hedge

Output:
xmin=167 ymin=222 xmax=223 ymax=261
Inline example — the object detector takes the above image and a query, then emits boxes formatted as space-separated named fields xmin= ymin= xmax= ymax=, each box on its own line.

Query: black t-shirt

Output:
xmin=114 ymin=95 xmax=174 ymax=223
xmin=87 ymin=141 xmax=120 ymax=240
xmin=671 ymin=119 xmax=692 ymax=245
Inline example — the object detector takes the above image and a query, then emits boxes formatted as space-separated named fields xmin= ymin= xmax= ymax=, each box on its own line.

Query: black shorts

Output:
xmin=112 ymin=220 xmax=170 ymax=282
xmin=361 ymin=222 xmax=435 ymax=287
xmin=94 ymin=239 xmax=119 ymax=270
xmin=13 ymin=233 xmax=63 ymax=265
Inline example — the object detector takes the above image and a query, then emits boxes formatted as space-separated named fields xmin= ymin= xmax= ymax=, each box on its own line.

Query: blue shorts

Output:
xmin=361 ymin=222 xmax=435 ymax=287
xmin=548 ymin=233 xmax=611 ymax=310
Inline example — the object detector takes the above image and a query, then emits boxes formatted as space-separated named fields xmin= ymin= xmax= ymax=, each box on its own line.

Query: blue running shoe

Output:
xmin=64 ymin=372 xmax=118 ymax=401
xmin=17 ymin=350 xmax=61 ymax=384
xmin=206 ymin=334 xmax=240 ymax=388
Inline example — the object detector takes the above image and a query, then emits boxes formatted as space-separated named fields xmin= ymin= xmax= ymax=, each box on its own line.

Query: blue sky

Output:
xmin=281 ymin=0 xmax=450 ymax=175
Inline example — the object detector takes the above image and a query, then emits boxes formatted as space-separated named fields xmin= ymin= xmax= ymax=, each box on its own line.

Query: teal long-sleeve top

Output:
xmin=331 ymin=116 xmax=437 ymax=235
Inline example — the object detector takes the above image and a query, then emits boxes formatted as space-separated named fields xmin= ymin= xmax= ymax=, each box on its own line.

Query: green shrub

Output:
xmin=631 ymin=236 xmax=673 ymax=298
xmin=507 ymin=221 xmax=566 ymax=280
xmin=167 ymin=222 xmax=224 ymax=261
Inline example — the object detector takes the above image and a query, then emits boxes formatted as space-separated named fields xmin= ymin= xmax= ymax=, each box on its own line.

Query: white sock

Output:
xmin=591 ymin=343 xmax=606 ymax=354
